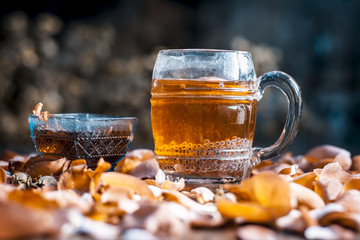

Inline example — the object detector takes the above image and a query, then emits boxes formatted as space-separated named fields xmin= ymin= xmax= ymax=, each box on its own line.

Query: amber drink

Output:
xmin=151 ymin=49 xmax=302 ymax=185
xmin=151 ymin=79 xmax=258 ymax=179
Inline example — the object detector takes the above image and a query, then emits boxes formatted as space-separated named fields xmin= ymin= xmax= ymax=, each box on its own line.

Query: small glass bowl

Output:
xmin=29 ymin=113 xmax=137 ymax=169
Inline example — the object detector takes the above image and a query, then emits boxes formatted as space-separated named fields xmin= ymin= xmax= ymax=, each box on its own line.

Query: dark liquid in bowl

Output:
xmin=33 ymin=129 xmax=133 ymax=169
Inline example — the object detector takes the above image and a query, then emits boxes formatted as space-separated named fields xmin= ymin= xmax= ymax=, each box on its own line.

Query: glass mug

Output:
xmin=150 ymin=49 xmax=302 ymax=185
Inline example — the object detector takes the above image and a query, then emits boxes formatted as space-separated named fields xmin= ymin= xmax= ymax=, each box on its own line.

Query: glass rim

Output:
xmin=158 ymin=48 xmax=251 ymax=55
xmin=29 ymin=113 xmax=138 ymax=122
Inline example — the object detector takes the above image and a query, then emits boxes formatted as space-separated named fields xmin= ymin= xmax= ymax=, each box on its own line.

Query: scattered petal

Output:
xmin=314 ymin=178 xmax=344 ymax=202
xmin=190 ymin=187 xmax=215 ymax=204
xmin=289 ymin=182 xmax=325 ymax=209
xmin=305 ymin=145 xmax=350 ymax=162
xmin=161 ymin=178 xmax=185 ymax=191
xmin=333 ymin=152 xmax=352 ymax=171
xmin=318 ymin=162 xmax=353 ymax=184
xmin=100 ymin=172 xmax=155 ymax=199
xmin=351 ymin=155 xmax=360 ymax=171
xmin=23 ymin=156 xmax=70 ymax=178
xmin=276 ymin=209 xmax=307 ymax=233
xmin=217 ymin=199 xmax=272 ymax=222
xmin=292 ymin=172 xmax=317 ymax=189
xmin=304 ymin=225 xmax=355 ymax=240
xmin=237 ymin=225 xmax=276 ymax=240
xmin=129 ymin=158 xmax=159 ymax=179
xmin=336 ymin=190 xmax=360 ymax=213
xmin=0 ymin=168 xmax=7 ymax=183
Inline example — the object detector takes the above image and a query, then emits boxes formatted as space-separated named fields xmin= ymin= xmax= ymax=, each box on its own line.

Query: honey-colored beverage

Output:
xmin=151 ymin=78 xmax=258 ymax=179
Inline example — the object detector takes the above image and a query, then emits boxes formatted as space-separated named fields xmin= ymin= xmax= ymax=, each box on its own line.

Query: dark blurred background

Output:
xmin=0 ymin=0 xmax=359 ymax=156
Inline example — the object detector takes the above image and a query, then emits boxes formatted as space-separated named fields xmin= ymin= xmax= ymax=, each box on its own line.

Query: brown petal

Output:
xmin=0 ymin=160 xmax=9 ymax=171
xmin=23 ymin=156 xmax=70 ymax=178
xmin=319 ymin=212 xmax=360 ymax=232
xmin=57 ymin=165 xmax=92 ymax=193
xmin=237 ymin=225 xmax=276 ymax=240
xmin=0 ymin=150 xmax=22 ymax=162
xmin=0 ymin=167 xmax=7 ymax=183
xmin=8 ymin=160 xmax=27 ymax=175
xmin=351 ymin=155 xmax=360 ymax=171
xmin=0 ymin=201 xmax=61 ymax=239
xmin=70 ymin=159 xmax=87 ymax=168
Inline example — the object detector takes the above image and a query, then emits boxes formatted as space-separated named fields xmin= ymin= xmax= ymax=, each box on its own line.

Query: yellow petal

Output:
xmin=344 ymin=178 xmax=360 ymax=192
xmin=243 ymin=171 xmax=292 ymax=216
xmin=217 ymin=199 xmax=272 ymax=222
xmin=293 ymin=172 xmax=317 ymax=190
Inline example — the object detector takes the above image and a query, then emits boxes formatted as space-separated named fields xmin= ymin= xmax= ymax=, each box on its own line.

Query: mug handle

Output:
xmin=252 ymin=71 xmax=302 ymax=165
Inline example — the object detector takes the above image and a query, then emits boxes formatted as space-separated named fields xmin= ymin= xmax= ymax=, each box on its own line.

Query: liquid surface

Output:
xmin=151 ymin=79 xmax=258 ymax=178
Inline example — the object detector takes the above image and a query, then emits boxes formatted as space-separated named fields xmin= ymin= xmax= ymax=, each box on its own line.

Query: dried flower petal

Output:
xmin=161 ymin=178 xmax=185 ymax=191
xmin=276 ymin=209 xmax=307 ymax=233
xmin=23 ymin=156 xmax=70 ymax=178
xmin=241 ymin=172 xmax=291 ymax=216
xmin=115 ymin=149 xmax=156 ymax=173
xmin=190 ymin=187 xmax=215 ymax=204
xmin=237 ymin=225 xmax=277 ymax=240
xmin=289 ymin=182 xmax=325 ymax=209
xmin=70 ymin=159 xmax=87 ymax=168
xmin=129 ymin=158 xmax=159 ymax=179
xmin=32 ymin=102 xmax=43 ymax=116
xmin=318 ymin=162 xmax=353 ymax=184
xmin=314 ymin=178 xmax=344 ymax=202
xmin=0 ymin=200 xmax=62 ymax=239
xmin=304 ymin=225 xmax=355 ymax=240
xmin=0 ymin=167 xmax=7 ymax=183
xmin=0 ymin=150 xmax=21 ymax=162
xmin=333 ymin=152 xmax=352 ymax=171
xmin=121 ymin=201 xmax=189 ymax=238
xmin=100 ymin=172 xmax=155 ymax=199
xmin=101 ymin=186 xmax=139 ymax=214
xmin=335 ymin=189 xmax=360 ymax=213
xmin=217 ymin=200 xmax=273 ymax=222
xmin=0 ymin=160 xmax=9 ymax=171
xmin=351 ymin=155 xmax=360 ymax=171
xmin=305 ymin=145 xmax=350 ymax=162
xmin=292 ymin=172 xmax=317 ymax=189
xmin=319 ymin=212 xmax=360 ymax=232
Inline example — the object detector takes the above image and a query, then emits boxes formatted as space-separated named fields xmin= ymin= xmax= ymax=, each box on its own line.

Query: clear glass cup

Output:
xmin=29 ymin=113 xmax=137 ymax=169
xmin=150 ymin=49 xmax=302 ymax=186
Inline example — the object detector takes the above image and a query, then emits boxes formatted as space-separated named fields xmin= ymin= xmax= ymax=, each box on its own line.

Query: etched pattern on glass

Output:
xmin=156 ymin=137 xmax=253 ymax=179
